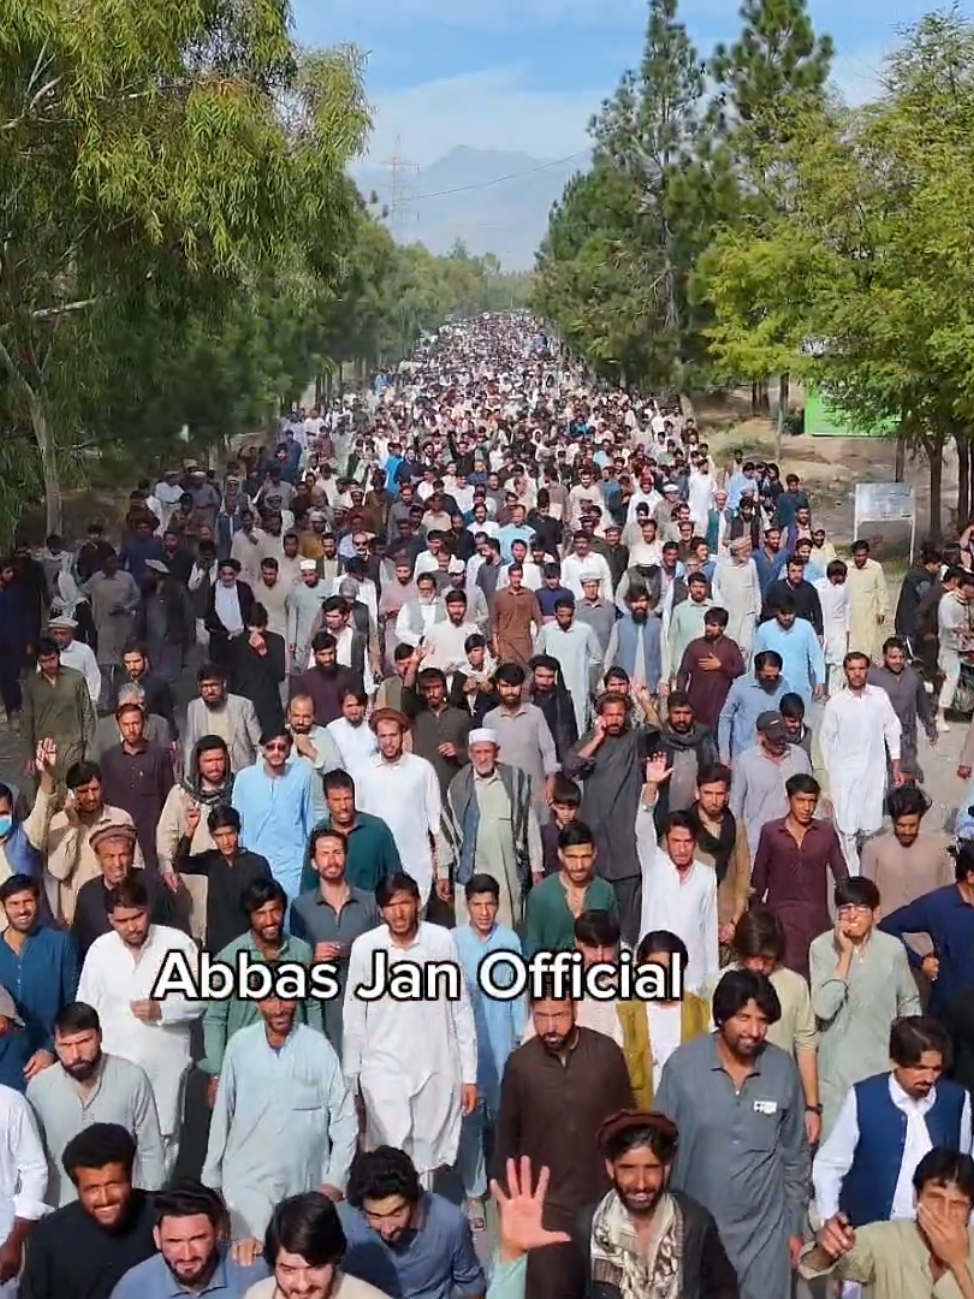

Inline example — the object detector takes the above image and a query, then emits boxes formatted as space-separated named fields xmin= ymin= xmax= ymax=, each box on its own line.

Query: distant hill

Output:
xmin=353 ymin=146 xmax=588 ymax=271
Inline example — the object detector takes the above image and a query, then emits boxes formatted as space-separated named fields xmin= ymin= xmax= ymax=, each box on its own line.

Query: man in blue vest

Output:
xmin=812 ymin=1015 xmax=972 ymax=1228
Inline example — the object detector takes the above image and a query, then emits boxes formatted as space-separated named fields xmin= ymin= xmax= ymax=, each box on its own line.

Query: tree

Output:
xmin=703 ymin=11 xmax=974 ymax=539
xmin=707 ymin=0 xmax=834 ymax=423
xmin=0 ymin=0 xmax=369 ymax=531
xmin=534 ymin=0 xmax=729 ymax=390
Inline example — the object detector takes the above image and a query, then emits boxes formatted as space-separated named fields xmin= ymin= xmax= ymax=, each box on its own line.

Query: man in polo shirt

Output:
xmin=299 ymin=769 xmax=401 ymax=896
xmin=110 ymin=1178 xmax=268 ymax=1299
xmin=291 ymin=826 xmax=379 ymax=1054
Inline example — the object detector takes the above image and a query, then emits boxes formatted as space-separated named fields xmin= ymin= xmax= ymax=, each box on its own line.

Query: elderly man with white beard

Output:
xmin=438 ymin=728 xmax=542 ymax=928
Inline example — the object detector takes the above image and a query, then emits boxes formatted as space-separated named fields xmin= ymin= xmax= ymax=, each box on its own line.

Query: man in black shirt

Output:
xmin=174 ymin=805 xmax=272 ymax=955
xmin=72 ymin=824 xmax=185 ymax=959
xmin=21 ymin=1123 xmax=156 ymax=1299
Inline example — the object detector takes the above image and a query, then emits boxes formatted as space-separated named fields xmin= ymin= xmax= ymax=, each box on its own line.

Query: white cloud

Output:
xmin=360 ymin=66 xmax=603 ymax=167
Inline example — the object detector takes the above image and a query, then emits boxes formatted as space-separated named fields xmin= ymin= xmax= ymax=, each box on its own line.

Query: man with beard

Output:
xmin=133 ymin=559 xmax=194 ymax=686
xmin=290 ymin=631 xmax=361 ymax=728
xmin=494 ymin=988 xmax=633 ymax=1299
xmin=565 ymin=693 xmax=655 ymax=946
xmin=604 ymin=585 xmax=663 ymax=698
xmin=646 ymin=691 xmax=718 ymax=824
xmin=332 ymin=1147 xmax=484 ymax=1298
xmin=677 ymin=607 xmax=746 ymax=734
xmin=204 ymin=997 xmax=356 ymax=1240
xmin=686 ymin=765 xmax=751 ymax=951
xmin=182 ymin=664 xmax=261 ymax=775
xmin=112 ymin=1180 xmax=269 ymax=1298
xmin=813 ymin=1015 xmax=969 ymax=1231
xmin=118 ymin=642 xmax=177 ymax=742
xmin=527 ymin=653 xmax=578 ymax=764
xmin=868 ymin=636 xmax=937 ymax=782
xmin=573 ymin=1110 xmax=737 ymax=1299
xmin=717 ymin=650 xmax=791 ymax=764
xmin=655 ymin=970 xmax=810 ymax=1299
xmin=27 ymin=1002 xmax=165 ymax=1207
xmin=20 ymin=1123 xmax=158 ymax=1299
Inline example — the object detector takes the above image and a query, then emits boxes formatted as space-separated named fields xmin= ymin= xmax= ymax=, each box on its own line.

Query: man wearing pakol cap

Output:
xmin=49 ymin=616 xmax=101 ymax=709
xmin=72 ymin=822 xmax=182 ymax=959
xmin=438 ymin=729 xmax=541 ymax=928
xmin=573 ymin=1109 xmax=738 ymax=1299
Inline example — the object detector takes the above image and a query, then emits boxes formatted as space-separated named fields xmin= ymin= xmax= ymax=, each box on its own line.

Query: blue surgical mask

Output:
xmin=0 ymin=816 xmax=12 ymax=838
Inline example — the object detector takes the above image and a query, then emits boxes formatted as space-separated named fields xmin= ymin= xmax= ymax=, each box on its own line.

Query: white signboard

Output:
xmin=853 ymin=482 xmax=916 ymax=557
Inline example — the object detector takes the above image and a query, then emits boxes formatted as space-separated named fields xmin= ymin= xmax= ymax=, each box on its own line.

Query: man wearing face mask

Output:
xmin=26 ymin=1002 xmax=165 ymax=1207
xmin=574 ymin=1111 xmax=736 ymax=1299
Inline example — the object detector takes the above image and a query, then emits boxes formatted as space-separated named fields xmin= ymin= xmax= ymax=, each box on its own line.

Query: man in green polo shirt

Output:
xmin=299 ymin=768 xmax=401 ymax=894
xmin=523 ymin=821 xmax=617 ymax=955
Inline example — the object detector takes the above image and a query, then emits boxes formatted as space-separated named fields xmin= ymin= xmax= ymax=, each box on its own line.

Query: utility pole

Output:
xmin=379 ymin=136 xmax=420 ymax=230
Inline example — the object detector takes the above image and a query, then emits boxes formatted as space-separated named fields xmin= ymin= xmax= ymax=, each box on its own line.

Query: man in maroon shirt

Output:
xmin=678 ymin=607 xmax=746 ymax=732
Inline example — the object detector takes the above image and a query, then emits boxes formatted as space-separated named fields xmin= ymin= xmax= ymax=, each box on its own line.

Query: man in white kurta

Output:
xmin=356 ymin=713 xmax=442 ymax=905
xmin=203 ymin=1005 xmax=358 ymax=1239
xmin=0 ymin=1085 xmax=47 ymax=1298
xmin=534 ymin=605 xmax=603 ymax=737
xmin=342 ymin=899 xmax=477 ymax=1189
xmin=712 ymin=541 xmax=762 ymax=658
xmin=815 ymin=568 xmax=851 ymax=695
xmin=635 ymin=762 xmax=719 ymax=994
xmin=820 ymin=655 xmax=903 ymax=875
xmin=846 ymin=544 xmax=890 ymax=664
xmin=77 ymin=894 xmax=203 ymax=1169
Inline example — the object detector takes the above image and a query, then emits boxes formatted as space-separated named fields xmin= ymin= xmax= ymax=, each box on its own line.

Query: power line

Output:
xmin=410 ymin=148 xmax=589 ymax=203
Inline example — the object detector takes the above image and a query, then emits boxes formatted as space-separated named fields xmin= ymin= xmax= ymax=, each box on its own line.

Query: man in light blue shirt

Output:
xmin=496 ymin=504 xmax=536 ymax=563
xmin=232 ymin=729 xmax=314 ymax=899
xmin=752 ymin=600 xmax=826 ymax=708
xmin=718 ymin=650 xmax=792 ymax=763
xmin=454 ymin=873 xmax=527 ymax=1218
xmin=110 ymin=1179 xmax=269 ymax=1299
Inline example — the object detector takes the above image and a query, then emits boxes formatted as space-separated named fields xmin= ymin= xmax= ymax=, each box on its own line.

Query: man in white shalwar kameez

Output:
xmin=0 ymin=1084 xmax=47 ymax=1297
xmin=820 ymin=652 xmax=903 ymax=875
xmin=203 ymin=999 xmax=357 ymax=1239
xmin=815 ymin=562 xmax=851 ymax=695
xmin=712 ymin=539 xmax=762 ymax=660
xmin=342 ymin=872 xmax=477 ymax=1189
xmin=533 ymin=598 xmax=603 ymax=737
xmin=77 ymin=874 xmax=204 ymax=1171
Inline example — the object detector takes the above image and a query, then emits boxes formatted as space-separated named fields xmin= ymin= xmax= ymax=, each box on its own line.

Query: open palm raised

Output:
xmin=490 ymin=1158 xmax=570 ymax=1263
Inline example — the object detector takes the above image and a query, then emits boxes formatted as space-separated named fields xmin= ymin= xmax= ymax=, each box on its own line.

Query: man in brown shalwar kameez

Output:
xmin=494 ymin=989 xmax=634 ymax=1299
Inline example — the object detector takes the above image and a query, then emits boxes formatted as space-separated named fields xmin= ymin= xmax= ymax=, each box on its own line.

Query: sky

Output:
xmin=292 ymin=0 xmax=938 ymax=169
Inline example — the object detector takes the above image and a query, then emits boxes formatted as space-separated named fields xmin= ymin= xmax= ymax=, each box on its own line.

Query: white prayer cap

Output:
xmin=579 ymin=568 xmax=601 ymax=582
xmin=448 ymin=557 xmax=466 ymax=574
xmin=48 ymin=615 xmax=78 ymax=629
xmin=298 ymin=558 xmax=318 ymax=571
xmin=469 ymin=728 xmax=500 ymax=747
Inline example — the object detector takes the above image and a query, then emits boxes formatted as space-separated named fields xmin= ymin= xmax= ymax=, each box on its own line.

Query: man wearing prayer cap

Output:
xmin=437 ymin=726 xmax=541 ymax=928
xmin=74 ymin=820 xmax=182 ymax=958
xmin=49 ymin=615 xmax=101 ymax=708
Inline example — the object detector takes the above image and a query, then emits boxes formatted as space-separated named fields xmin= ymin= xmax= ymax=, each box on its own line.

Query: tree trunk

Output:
xmin=31 ymin=399 xmax=62 ymax=535
xmin=957 ymin=432 xmax=971 ymax=530
xmin=928 ymin=436 xmax=944 ymax=541
xmin=779 ymin=372 xmax=790 ymax=420
xmin=751 ymin=381 xmax=760 ymax=415
xmin=894 ymin=432 xmax=906 ymax=483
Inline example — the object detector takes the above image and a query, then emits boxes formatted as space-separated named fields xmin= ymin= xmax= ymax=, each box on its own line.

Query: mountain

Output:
xmin=353 ymin=146 xmax=588 ymax=271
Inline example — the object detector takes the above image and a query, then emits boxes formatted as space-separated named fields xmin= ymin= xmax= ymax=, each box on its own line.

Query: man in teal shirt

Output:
xmin=299 ymin=768 xmax=400 ymax=894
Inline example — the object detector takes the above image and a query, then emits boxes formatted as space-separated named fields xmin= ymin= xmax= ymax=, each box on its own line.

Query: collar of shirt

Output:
xmin=889 ymin=1072 xmax=935 ymax=1117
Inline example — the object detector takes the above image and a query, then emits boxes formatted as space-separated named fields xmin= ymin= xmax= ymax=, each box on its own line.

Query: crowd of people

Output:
xmin=0 ymin=313 xmax=970 ymax=1299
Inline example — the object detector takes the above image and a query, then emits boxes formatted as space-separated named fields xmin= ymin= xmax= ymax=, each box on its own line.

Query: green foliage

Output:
xmin=533 ymin=0 xmax=832 ymax=393
xmin=703 ymin=9 xmax=974 ymax=535
xmin=0 ymin=0 xmax=370 ymax=535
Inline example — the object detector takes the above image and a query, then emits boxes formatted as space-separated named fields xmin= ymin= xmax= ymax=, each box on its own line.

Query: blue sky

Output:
xmin=292 ymin=0 xmax=936 ymax=167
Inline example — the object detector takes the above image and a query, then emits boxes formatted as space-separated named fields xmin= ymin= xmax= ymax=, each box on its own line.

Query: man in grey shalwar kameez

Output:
xmin=656 ymin=968 xmax=811 ymax=1299
xmin=564 ymin=693 xmax=654 ymax=944
xmin=868 ymin=637 xmax=937 ymax=782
